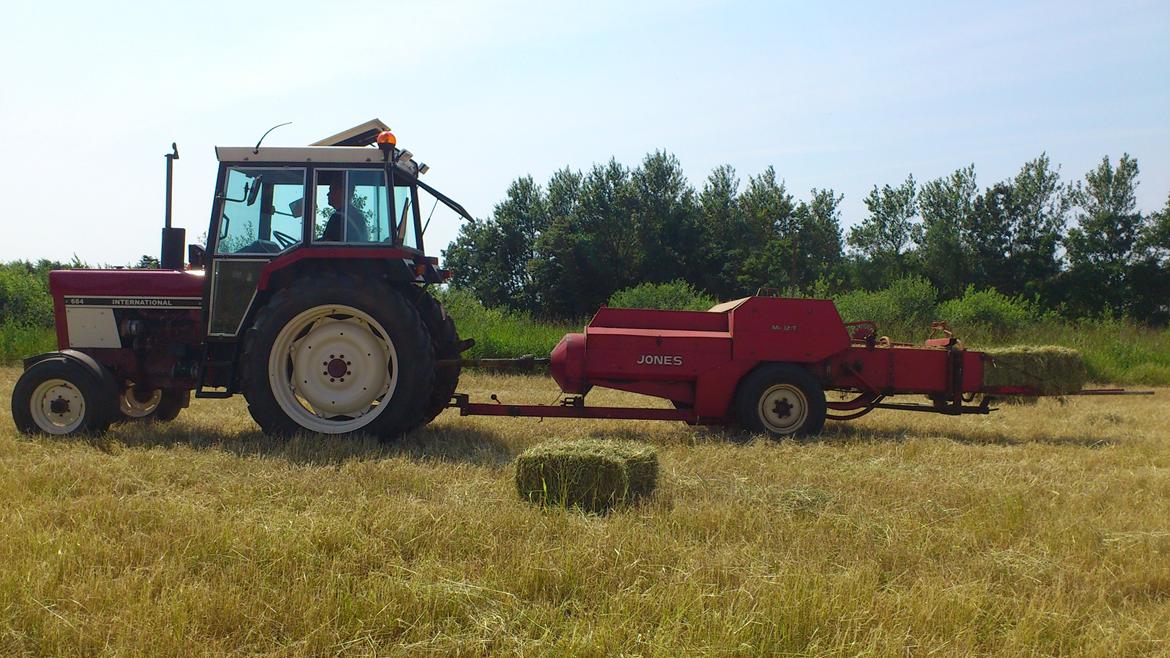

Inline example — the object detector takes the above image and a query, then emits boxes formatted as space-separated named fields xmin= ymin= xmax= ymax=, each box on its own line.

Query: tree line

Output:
xmin=444 ymin=152 xmax=1170 ymax=322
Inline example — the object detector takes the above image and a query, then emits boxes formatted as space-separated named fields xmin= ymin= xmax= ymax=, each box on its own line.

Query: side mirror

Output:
xmin=187 ymin=244 xmax=206 ymax=270
xmin=246 ymin=175 xmax=264 ymax=206
xmin=289 ymin=197 xmax=304 ymax=218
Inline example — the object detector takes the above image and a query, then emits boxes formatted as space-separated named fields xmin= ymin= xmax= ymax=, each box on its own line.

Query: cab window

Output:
xmin=315 ymin=169 xmax=392 ymax=243
xmin=215 ymin=168 xmax=305 ymax=254
xmin=394 ymin=184 xmax=418 ymax=249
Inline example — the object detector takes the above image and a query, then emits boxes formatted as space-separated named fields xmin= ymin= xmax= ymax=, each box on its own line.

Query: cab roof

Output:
xmin=215 ymin=118 xmax=401 ymax=165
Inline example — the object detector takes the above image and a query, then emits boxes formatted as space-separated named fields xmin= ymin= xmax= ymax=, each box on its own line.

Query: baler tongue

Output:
xmin=438 ymin=354 xmax=550 ymax=371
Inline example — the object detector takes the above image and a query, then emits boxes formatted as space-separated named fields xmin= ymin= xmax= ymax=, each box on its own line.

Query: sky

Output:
xmin=0 ymin=0 xmax=1167 ymax=265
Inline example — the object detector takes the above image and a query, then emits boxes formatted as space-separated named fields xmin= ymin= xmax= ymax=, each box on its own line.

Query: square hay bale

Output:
xmin=983 ymin=345 xmax=1087 ymax=395
xmin=515 ymin=438 xmax=658 ymax=513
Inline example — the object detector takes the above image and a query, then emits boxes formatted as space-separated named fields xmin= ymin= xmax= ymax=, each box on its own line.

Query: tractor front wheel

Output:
xmin=240 ymin=275 xmax=435 ymax=439
xmin=735 ymin=363 xmax=827 ymax=439
xmin=12 ymin=357 xmax=117 ymax=436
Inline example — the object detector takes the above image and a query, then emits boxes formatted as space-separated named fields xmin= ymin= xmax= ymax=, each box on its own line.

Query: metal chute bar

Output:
xmin=825 ymin=391 xmax=885 ymax=421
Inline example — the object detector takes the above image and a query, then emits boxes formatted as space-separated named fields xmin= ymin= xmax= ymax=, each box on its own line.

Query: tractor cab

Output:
xmin=192 ymin=119 xmax=472 ymax=390
xmin=193 ymin=119 xmax=471 ymax=341
xmin=205 ymin=118 xmax=453 ymax=259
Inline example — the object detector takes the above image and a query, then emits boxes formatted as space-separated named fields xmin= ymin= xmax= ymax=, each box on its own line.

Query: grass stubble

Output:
xmin=0 ymin=367 xmax=1168 ymax=656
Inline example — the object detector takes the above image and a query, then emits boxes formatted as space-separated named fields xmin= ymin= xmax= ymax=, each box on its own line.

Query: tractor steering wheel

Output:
xmin=272 ymin=230 xmax=298 ymax=249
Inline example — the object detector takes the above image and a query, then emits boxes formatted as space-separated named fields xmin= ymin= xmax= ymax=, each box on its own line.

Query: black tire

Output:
xmin=411 ymin=289 xmax=462 ymax=424
xmin=734 ymin=363 xmax=827 ymax=439
xmin=240 ymin=273 xmax=435 ymax=440
xmin=12 ymin=357 xmax=118 ymax=436
xmin=118 ymin=387 xmax=190 ymax=422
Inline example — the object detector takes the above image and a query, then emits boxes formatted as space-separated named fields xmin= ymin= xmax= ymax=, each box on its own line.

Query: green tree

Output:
xmin=790 ymin=188 xmax=844 ymax=290
xmin=847 ymin=175 xmax=919 ymax=286
xmin=695 ymin=165 xmax=743 ymax=298
xmin=1064 ymin=154 xmax=1143 ymax=316
xmin=526 ymin=168 xmax=583 ymax=312
xmin=134 ymin=255 xmax=161 ymax=269
xmin=530 ymin=160 xmax=635 ymax=317
xmin=1128 ymin=192 xmax=1170 ymax=323
xmin=628 ymin=151 xmax=700 ymax=284
xmin=1142 ymin=192 xmax=1170 ymax=261
xmin=965 ymin=181 xmax=1017 ymax=293
xmin=962 ymin=155 xmax=1069 ymax=302
xmin=1005 ymin=154 xmax=1069 ymax=300
xmin=736 ymin=167 xmax=796 ymax=291
xmin=918 ymin=165 xmax=977 ymax=298
xmin=444 ymin=176 xmax=550 ymax=311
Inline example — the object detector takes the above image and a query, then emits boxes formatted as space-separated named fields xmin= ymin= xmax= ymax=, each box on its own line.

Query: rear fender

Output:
xmin=257 ymin=251 xmax=421 ymax=292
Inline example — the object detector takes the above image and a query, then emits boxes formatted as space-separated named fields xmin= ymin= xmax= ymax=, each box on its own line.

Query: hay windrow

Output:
xmin=515 ymin=438 xmax=658 ymax=513
xmin=982 ymin=345 xmax=1087 ymax=395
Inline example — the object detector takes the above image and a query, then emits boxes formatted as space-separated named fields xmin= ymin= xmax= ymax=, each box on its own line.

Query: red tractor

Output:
xmin=12 ymin=120 xmax=471 ymax=438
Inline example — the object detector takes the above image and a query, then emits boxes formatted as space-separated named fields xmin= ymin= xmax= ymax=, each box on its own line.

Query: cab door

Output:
xmin=205 ymin=166 xmax=307 ymax=337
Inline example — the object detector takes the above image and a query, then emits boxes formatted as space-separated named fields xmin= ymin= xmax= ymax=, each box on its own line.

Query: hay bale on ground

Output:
xmin=983 ymin=346 xmax=1087 ymax=395
xmin=515 ymin=438 xmax=658 ymax=513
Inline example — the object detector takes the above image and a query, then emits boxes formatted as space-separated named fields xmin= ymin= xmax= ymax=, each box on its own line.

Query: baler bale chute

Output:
xmin=981 ymin=346 xmax=1087 ymax=395
xmin=450 ymin=295 xmax=1151 ymax=438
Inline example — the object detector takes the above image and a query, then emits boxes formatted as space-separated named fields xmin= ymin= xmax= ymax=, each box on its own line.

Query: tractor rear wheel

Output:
xmin=118 ymin=386 xmax=189 ymax=422
xmin=412 ymin=290 xmax=461 ymax=424
xmin=240 ymin=275 xmax=435 ymax=439
xmin=735 ymin=363 xmax=827 ymax=439
xmin=12 ymin=357 xmax=118 ymax=436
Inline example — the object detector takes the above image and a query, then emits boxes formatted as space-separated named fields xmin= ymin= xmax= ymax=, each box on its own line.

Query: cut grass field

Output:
xmin=1 ymin=367 xmax=1168 ymax=656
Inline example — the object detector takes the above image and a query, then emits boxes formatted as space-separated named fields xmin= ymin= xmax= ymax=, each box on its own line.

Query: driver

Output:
xmin=318 ymin=172 xmax=370 ymax=243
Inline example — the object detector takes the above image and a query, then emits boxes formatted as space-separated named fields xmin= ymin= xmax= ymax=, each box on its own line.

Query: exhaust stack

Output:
xmin=160 ymin=142 xmax=185 ymax=270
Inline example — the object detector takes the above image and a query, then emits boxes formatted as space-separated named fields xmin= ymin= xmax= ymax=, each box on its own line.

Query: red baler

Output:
xmin=452 ymin=295 xmax=1138 ymax=437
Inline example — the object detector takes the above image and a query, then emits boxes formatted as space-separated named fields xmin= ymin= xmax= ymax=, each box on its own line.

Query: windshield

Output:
xmin=215 ymin=167 xmax=305 ymax=255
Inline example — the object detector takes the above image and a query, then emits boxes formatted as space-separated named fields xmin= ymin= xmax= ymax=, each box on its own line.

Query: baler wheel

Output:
xmin=12 ymin=357 xmax=117 ymax=436
xmin=240 ymin=275 xmax=435 ymax=440
xmin=735 ymin=364 xmax=827 ymax=439
xmin=118 ymin=387 xmax=189 ymax=422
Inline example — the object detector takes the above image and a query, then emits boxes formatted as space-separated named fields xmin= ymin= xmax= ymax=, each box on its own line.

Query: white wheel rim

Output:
xmin=30 ymin=378 xmax=86 ymax=434
xmin=120 ymin=387 xmax=162 ymax=418
xmin=268 ymin=304 xmax=398 ymax=434
xmin=758 ymin=383 xmax=809 ymax=435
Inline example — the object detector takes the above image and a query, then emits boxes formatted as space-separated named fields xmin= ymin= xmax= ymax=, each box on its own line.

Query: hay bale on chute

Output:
xmin=983 ymin=346 xmax=1087 ymax=395
xmin=515 ymin=438 xmax=658 ymax=513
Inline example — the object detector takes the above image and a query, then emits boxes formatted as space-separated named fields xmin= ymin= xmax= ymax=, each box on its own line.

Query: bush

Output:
xmin=833 ymin=276 xmax=938 ymax=339
xmin=0 ymin=323 xmax=56 ymax=363
xmin=938 ymin=287 xmax=1037 ymax=338
xmin=608 ymin=280 xmax=717 ymax=311
xmin=431 ymin=287 xmax=572 ymax=359
xmin=515 ymin=438 xmax=658 ymax=514
xmin=0 ymin=266 xmax=54 ymax=328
